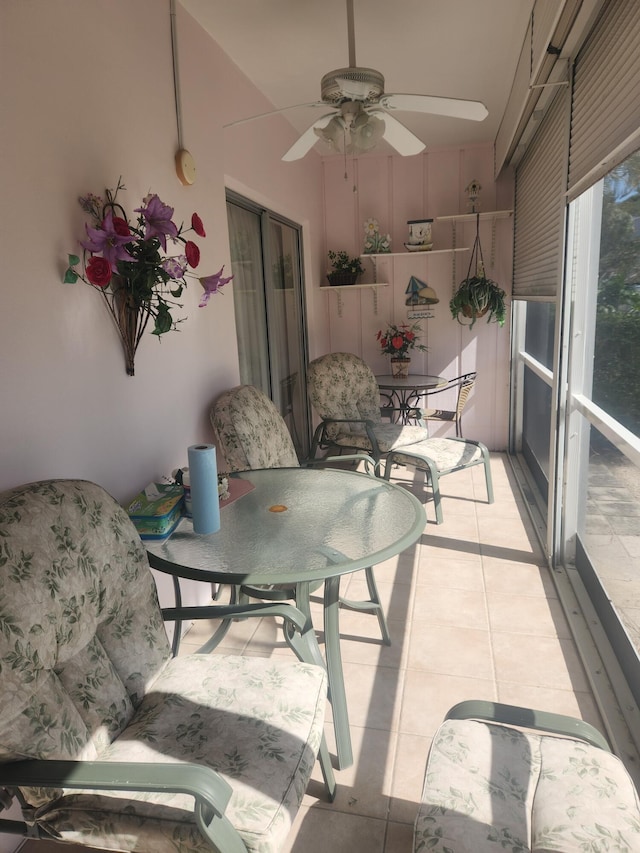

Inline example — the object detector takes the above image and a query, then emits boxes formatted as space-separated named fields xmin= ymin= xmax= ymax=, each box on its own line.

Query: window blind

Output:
xmin=568 ymin=0 xmax=640 ymax=200
xmin=513 ymin=88 xmax=569 ymax=300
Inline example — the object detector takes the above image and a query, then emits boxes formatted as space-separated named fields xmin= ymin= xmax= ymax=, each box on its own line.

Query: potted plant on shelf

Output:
xmin=326 ymin=249 xmax=365 ymax=286
xmin=376 ymin=321 xmax=427 ymax=378
xmin=450 ymin=214 xmax=507 ymax=329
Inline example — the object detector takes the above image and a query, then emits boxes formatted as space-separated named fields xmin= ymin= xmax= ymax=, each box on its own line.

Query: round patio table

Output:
xmin=376 ymin=373 xmax=447 ymax=424
xmin=147 ymin=466 xmax=425 ymax=769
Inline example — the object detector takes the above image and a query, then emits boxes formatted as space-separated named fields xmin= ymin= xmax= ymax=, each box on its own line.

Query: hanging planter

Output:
xmin=450 ymin=214 xmax=507 ymax=329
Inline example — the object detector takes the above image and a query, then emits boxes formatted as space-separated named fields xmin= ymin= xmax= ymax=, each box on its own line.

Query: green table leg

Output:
xmin=323 ymin=575 xmax=353 ymax=769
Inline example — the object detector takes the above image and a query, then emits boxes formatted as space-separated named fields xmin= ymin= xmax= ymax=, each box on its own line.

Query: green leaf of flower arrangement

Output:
xmin=63 ymin=269 xmax=78 ymax=284
xmin=152 ymin=303 xmax=173 ymax=336
xmin=68 ymin=254 xmax=80 ymax=267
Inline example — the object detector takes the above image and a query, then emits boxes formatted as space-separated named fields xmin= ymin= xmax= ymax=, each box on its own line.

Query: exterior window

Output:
xmin=564 ymin=150 xmax=640 ymax=704
xmin=522 ymin=303 xmax=556 ymax=496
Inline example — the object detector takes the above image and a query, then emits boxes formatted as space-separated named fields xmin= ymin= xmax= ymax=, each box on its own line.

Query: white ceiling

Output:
xmin=181 ymin=0 xmax=535 ymax=155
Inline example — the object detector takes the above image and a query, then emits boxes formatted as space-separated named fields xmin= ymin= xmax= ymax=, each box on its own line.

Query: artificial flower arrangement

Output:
xmin=326 ymin=249 xmax=365 ymax=285
xmin=376 ymin=321 xmax=428 ymax=359
xmin=63 ymin=178 xmax=232 ymax=375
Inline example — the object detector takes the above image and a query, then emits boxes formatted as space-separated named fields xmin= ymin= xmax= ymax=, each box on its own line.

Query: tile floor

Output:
xmin=17 ymin=452 xmax=620 ymax=853
xmin=182 ymin=452 xmax=609 ymax=853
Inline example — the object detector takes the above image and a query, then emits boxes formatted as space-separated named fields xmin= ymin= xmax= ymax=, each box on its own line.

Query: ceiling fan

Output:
xmin=224 ymin=0 xmax=488 ymax=161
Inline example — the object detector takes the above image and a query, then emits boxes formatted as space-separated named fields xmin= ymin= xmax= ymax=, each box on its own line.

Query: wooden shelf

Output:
xmin=322 ymin=282 xmax=389 ymax=290
xmin=436 ymin=209 xmax=513 ymax=223
xmin=360 ymin=248 xmax=469 ymax=258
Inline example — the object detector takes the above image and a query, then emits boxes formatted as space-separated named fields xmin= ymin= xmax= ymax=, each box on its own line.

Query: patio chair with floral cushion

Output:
xmin=414 ymin=700 xmax=640 ymax=852
xmin=306 ymin=352 xmax=430 ymax=465
xmin=210 ymin=383 xmax=390 ymax=644
xmin=307 ymin=352 xmax=493 ymax=523
xmin=0 ymin=479 xmax=335 ymax=853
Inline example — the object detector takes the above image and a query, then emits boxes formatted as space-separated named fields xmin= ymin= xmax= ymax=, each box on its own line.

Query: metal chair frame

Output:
xmin=415 ymin=372 xmax=477 ymax=436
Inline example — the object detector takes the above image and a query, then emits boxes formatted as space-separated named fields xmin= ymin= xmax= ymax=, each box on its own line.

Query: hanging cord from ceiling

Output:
xmin=169 ymin=0 xmax=183 ymax=151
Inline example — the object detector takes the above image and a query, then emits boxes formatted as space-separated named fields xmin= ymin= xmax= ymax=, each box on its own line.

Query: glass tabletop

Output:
xmin=146 ymin=467 xmax=425 ymax=585
xmin=375 ymin=374 xmax=446 ymax=390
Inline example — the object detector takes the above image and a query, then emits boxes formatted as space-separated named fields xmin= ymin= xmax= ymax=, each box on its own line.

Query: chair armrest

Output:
xmin=445 ymin=700 xmax=611 ymax=751
xmin=0 ymin=760 xmax=248 ymax=853
xmin=0 ymin=759 xmax=232 ymax=812
xmin=307 ymin=453 xmax=381 ymax=477
xmin=313 ymin=417 xmax=382 ymax=461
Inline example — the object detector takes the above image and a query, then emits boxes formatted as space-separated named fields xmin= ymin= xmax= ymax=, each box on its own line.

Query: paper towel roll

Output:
xmin=187 ymin=444 xmax=220 ymax=534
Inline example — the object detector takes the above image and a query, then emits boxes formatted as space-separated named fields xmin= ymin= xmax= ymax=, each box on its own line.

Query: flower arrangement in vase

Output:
xmin=376 ymin=321 xmax=427 ymax=377
xmin=326 ymin=249 xmax=365 ymax=286
xmin=63 ymin=178 xmax=232 ymax=375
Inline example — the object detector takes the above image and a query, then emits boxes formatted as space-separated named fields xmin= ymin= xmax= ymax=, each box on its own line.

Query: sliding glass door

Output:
xmin=226 ymin=192 xmax=310 ymax=459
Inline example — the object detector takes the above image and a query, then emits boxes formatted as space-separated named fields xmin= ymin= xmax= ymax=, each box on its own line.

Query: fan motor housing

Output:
xmin=320 ymin=67 xmax=385 ymax=104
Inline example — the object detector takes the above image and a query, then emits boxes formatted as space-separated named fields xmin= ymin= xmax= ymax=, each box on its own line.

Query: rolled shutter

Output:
xmin=568 ymin=0 xmax=640 ymax=199
xmin=513 ymin=87 xmax=569 ymax=300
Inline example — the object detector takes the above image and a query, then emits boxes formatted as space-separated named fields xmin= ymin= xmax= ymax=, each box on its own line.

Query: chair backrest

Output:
xmin=307 ymin=353 xmax=382 ymax=439
xmin=456 ymin=372 xmax=476 ymax=418
xmin=0 ymin=479 xmax=171 ymax=769
xmin=211 ymin=384 xmax=300 ymax=472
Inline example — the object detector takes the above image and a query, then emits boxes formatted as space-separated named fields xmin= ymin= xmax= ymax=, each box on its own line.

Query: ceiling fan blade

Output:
xmin=370 ymin=110 xmax=425 ymax=156
xmin=281 ymin=113 xmax=336 ymax=161
xmin=224 ymin=101 xmax=326 ymax=129
xmin=380 ymin=93 xmax=488 ymax=122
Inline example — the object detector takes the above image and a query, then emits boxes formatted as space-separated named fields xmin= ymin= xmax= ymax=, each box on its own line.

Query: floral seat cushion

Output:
xmin=0 ymin=479 xmax=327 ymax=853
xmin=384 ymin=437 xmax=484 ymax=472
xmin=211 ymin=384 xmax=299 ymax=471
xmin=30 ymin=653 xmax=327 ymax=853
xmin=415 ymin=717 xmax=640 ymax=853
xmin=307 ymin=352 xmax=429 ymax=448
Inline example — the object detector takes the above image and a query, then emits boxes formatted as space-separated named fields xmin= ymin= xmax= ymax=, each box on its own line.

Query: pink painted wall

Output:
xmin=0 ymin=0 xmax=324 ymax=503
xmin=0 ymin=0 xmax=512 ymax=506
xmin=0 ymin=5 xmax=325 ymax=847
xmin=319 ymin=148 xmax=514 ymax=449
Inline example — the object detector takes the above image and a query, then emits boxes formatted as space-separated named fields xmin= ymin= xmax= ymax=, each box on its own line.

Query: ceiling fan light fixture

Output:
xmin=351 ymin=114 xmax=384 ymax=151
xmin=314 ymin=116 xmax=346 ymax=152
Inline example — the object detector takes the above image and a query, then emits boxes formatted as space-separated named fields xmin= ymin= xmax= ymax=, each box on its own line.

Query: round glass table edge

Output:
xmin=146 ymin=467 xmax=427 ymax=586
xmin=375 ymin=374 xmax=447 ymax=390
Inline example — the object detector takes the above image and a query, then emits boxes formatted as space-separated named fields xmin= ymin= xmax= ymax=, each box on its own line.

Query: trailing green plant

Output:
xmin=449 ymin=214 xmax=507 ymax=329
xmin=450 ymin=274 xmax=507 ymax=328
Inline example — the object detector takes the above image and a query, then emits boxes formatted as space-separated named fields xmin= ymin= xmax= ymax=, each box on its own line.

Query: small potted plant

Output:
xmin=449 ymin=216 xmax=507 ymax=329
xmin=376 ymin=321 xmax=427 ymax=377
xmin=326 ymin=249 xmax=365 ymax=286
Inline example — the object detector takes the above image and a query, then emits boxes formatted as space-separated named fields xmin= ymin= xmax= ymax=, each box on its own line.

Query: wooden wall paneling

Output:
xmin=391 ymin=154 xmax=428 ymax=250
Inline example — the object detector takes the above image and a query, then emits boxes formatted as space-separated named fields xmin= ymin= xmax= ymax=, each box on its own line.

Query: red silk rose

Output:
xmin=111 ymin=216 xmax=131 ymax=238
xmin=86 ymin=255 xmax=112 ymax=288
